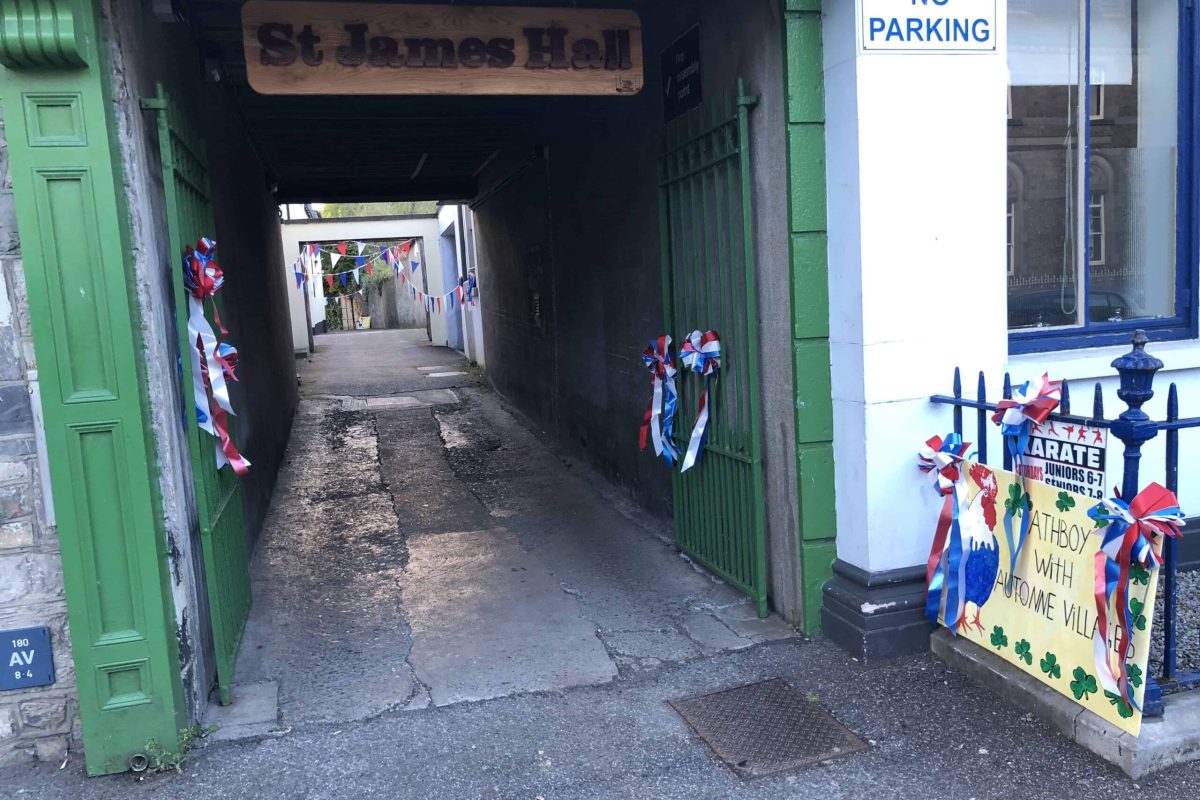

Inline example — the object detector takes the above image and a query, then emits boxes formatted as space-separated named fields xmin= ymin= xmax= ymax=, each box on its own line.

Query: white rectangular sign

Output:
xmin=1019 ymin=421 xmax=1109 ymax=501
xmin=859 ymin=0 xmax=998 ymax=54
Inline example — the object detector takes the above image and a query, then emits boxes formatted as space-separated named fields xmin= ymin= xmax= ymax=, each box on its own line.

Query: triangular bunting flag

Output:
xmin=325 ymin=274 xmax=334 ymax=290
xmin=339 ymin=273 xmax=348 ymax=286
xmin=337 ymin=243 xmax=347 ymax=256
xmin=365 ymin=262 xmax=374 ymax=277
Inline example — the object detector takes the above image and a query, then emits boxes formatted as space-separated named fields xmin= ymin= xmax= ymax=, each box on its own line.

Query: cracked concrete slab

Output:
xmin=403 ymin=528 xmax=617 ymax=705
xmin=204 ymin=681 xmax=282 ymax=741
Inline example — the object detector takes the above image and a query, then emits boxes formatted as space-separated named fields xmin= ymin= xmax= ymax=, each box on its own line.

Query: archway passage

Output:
xmin=215 ymin=328 xmax=790 ymax=733
xmin=0 ymin=0 xmax=820 ymax=775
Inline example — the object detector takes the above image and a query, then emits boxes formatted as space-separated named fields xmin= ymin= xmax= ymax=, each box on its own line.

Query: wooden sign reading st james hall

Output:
xmin=243 ymin=1 xmax=644 ymax=96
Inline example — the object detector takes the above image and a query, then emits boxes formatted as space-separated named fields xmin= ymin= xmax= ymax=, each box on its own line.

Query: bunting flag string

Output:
xmin=1087 ymin=485 xmax=1185 ymax=709
xmin=288 ymin=239 xmax=420 ymax=283
xmin=182 ymin=239 xmax=251 ymax=476
xmin=679 ymin=330 xmax=720 ymax=472
xmin=992 ymin=373 xmax=1062 ymax=578
xmin=295 ymin=240 xmax=480 ymax=316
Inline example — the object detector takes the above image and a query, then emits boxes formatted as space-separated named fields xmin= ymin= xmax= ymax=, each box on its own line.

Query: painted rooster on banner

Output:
xmin=955 ymin=463 xmax=1001 ymax=634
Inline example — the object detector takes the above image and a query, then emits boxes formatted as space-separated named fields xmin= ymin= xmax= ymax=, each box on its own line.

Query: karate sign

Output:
xmin=943 ymin=464 xmax=1157 ymax=736
xmin=1020 ymin=420 xmax=1108 ymax=501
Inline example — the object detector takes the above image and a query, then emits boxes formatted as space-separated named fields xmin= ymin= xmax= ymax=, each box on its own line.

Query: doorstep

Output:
xmin=931 ymin=632 xmax=1200 ymax=779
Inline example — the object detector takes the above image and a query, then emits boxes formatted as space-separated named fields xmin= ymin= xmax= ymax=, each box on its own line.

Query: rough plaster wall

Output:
xmin=102 ymin=0 xmax=210 ymax=718
xmin=472 ymin=0 xmax=798 ymax=614
xmin=0 ymin=110 xmax=79 ymax=766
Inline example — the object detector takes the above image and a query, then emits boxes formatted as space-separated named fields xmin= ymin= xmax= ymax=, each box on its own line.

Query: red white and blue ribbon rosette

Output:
xmin=679 ymin=330 xmax=720 ymax=472
xmin=183 ymin=239 xmax=251 ymax=476
xmin=992 ymin=373 xmax=1062 ymax=575
xmin=1088 ymin=484 xmax=1184 ymax=709
xmin=919 ymin=433 xmax=971 ymax=631
xmin=639 ymin=336 xmax=680 ymax=466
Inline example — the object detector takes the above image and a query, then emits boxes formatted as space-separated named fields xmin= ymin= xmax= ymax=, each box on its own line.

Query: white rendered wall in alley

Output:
xmin=827 ymin=1 xmax=1200 ymax=577
xmin=279 ymin=215 xmax=448 ymax=350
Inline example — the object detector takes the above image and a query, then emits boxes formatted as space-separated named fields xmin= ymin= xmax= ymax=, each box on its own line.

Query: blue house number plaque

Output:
xmin=1 ymin=626 xmax=55 ymax=691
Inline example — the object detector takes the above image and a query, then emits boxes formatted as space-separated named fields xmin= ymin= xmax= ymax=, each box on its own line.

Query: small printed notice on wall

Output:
xmin=1020 ymin=421 xmax=1108 ymax=501
xmin=945 ymin=463 xmax=1156 ymax=735
xmin=858 ymin=0 xmax=998 ymax=54
xmin=1 ymin=627 xmax=55 ymax=691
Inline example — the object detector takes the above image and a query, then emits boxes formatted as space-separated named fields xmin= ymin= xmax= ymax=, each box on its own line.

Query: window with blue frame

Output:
xmin=1006 ymin=0 xmax=1195 ymax=352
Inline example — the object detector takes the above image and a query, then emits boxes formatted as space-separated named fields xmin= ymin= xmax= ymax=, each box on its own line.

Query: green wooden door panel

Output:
xmin=0 ymin=0 xmax=186 ymax=775
xmin=659 ymin=80 xmax=769 ymax=617
xmin=144 ymin=83 xmax=250 ymax=706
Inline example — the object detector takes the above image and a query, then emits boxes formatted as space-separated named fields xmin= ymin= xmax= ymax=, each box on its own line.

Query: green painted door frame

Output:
xmin=0 ymin=0 xmax=188 ymax=775
xmin=781 ymin=0 xmax=837 ymax=633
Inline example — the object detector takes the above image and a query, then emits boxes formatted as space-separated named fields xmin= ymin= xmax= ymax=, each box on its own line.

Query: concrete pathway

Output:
xmin=218 ymin=329 xmax=791 ymax=732
xmin=8 ymin=329 xmax=1197 ymax=796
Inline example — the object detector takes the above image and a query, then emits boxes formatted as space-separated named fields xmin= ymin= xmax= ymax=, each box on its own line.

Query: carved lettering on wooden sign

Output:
xmin=243 ymin=1 xmax=644 ymax=95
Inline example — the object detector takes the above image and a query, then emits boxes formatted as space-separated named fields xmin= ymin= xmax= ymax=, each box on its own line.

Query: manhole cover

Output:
xmin=669 ymin=678 xmax=868 ymax=778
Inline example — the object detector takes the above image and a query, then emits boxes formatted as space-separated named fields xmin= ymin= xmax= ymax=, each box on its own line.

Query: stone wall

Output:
xmin=0 ymin=110 xmax=77 ymax=766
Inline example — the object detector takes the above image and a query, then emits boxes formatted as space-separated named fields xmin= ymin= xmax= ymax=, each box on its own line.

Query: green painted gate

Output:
xmin=659 ymin=80 xmax=769 ymax=617
xmin=143 ymin=84 xmax=250 ymax=705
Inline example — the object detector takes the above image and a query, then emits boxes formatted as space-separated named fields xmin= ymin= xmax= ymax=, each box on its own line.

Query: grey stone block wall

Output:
xmin=0 ymin=111 xmax=78 ymax=766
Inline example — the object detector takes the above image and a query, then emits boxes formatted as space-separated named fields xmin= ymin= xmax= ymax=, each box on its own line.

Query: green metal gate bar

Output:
xmin=143 ymin=84 xmax=251 ymax=705
xmin=659 ymin=79 xmax=768 ymax=617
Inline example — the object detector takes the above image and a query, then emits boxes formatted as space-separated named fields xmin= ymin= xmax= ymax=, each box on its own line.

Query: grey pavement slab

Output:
xmin=403 ymin=527 xmax=617 ymax=705
xmin=204 ymin=682 xmax=282 ymax=742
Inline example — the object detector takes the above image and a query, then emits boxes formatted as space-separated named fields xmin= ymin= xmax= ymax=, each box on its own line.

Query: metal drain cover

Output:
xmin=670 ymin=678 xmax=868 ymax=778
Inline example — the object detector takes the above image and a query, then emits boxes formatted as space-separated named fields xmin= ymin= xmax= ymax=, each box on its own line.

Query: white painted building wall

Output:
xmin=437 ymin=203 xmax=485 ymax=365
xmin=826 ymin=1 xmax=1200 ymax=581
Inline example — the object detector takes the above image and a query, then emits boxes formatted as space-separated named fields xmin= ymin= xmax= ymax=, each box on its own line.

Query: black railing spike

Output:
xmin=1164 ymin=381 xmax=1180 ymax=681
xmin=1092 ymin=382 xmax=1104 ymax=420
xmin=952 ymin=367 xmax=963 ymax=437
xmin=977 ymin=371 xmax=988 ymax=465
xmin=1061 ymin=380 xmax=1071 ymax=415
xmin=1003 ymin=372 xmax=1013 ymax=399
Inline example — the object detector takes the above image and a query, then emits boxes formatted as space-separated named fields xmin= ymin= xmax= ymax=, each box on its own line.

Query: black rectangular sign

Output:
xmin=662 ymin=25 xmax=701 ymax=122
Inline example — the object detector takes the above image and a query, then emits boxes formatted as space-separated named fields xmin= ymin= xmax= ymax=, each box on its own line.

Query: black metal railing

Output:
xmin=931 ymin=330 xmax=1199 ymax=716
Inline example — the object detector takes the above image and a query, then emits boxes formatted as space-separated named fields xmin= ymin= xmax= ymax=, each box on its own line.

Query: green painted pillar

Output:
xmin=0 ymin=0 xmax=186 ymax=775
xmin=782 ymin=0 xmax=837 ymax=633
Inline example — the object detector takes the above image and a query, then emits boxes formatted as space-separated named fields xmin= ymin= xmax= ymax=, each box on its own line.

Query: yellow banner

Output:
xmin=941 ymin=461 xmax=1159 ymax=735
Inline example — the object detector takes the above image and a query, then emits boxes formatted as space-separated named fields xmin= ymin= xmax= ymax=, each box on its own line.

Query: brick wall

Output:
xmin=0 ymin=110 xmax=78 ymax=766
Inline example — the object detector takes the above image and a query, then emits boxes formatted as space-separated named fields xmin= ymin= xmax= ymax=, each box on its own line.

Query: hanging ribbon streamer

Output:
xmin=992 ymin=373 xmax=1062 ymax=575
xmin=919 ymin=433 xmax=971 ymax=631
xmin=183 ymin=239 xmax=251 ymax=476
xmin=1088 ymin=484 xmax=1184 ymax=709
xmin=679 ymin=330 xmax=721 ymax=472
xmin=639 ymin=336 xmax=680 ymax=466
